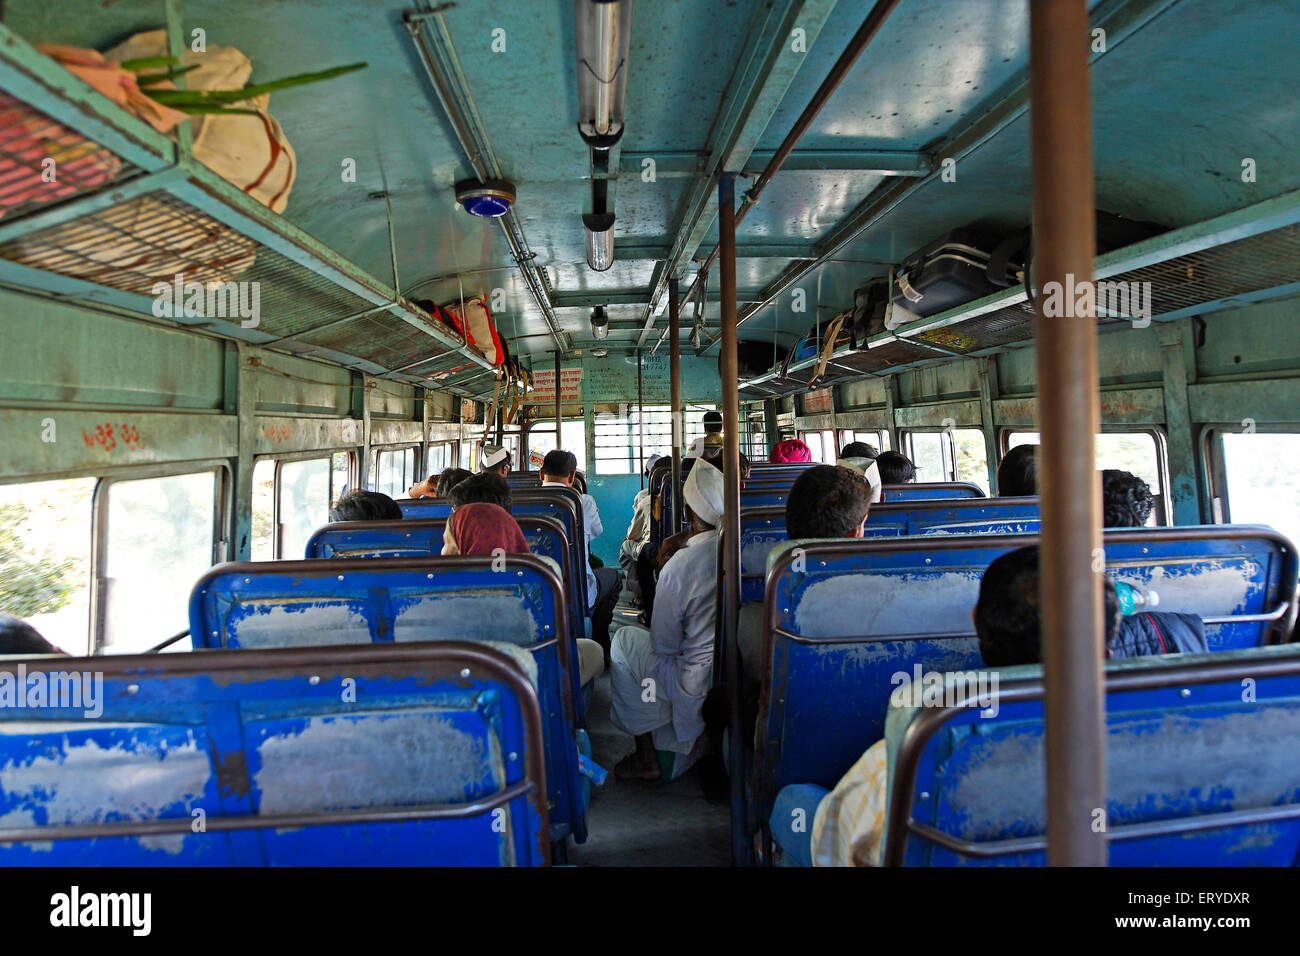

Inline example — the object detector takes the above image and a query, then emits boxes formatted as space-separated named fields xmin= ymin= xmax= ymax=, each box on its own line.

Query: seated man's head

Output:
xmin=874 ymin=450 xmax=916 ymax=484
xmin=478 ymin=443 xmax=512 ymax=476
xmin=682 ymin=458 xmax=725 ymax=532
xmin=974 ymin=545 xmax=1121 ymax=667
xmin=540 ymin=450 xmax=579 ymax=486
xmin=702 ymin=410 xmax=724 ymax=435
xmin=998 ymin=444 xmax=1038 ymax=497
xmin=0 ymin=613 xmax=61 ymax=655
xmin=786 ymin=464 xmax=873 ymax=539
xmin=447 ymin=472 xmax=511 ymax=511
xmin=1102 ymin=469 xmax=1154 ymax=527
xmin=840 ymin=440 xmax=878 ymax=460
xmin=330 ymin=489 xmax=402 ymax=522
xmin=435 ymin=467 xmax=472 ymax=498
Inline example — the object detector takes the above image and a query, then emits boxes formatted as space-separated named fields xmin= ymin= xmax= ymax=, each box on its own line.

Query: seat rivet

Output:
xmin=126 ymin=683 xmax=139 ymax=695
xmin=460 ymin=668 xmax=471 ymax=678
xmin=337 ymin=574 xmax=344 ymax=581
xmin=308 ymin=675 xmax=320 ymax=685
xmin=1179 ymin=687 xmax=1191 ymax=698
xmin=919 ymin=791 xmax=930 ymax=801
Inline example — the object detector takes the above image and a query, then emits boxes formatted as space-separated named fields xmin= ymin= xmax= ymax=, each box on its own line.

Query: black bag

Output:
xmin=729 ymin=340 xmax=777 ymax=380
xmin=890 ymin=228 xmax=1023 ymax=318
xmin=847 ymin=278 xmax=890 ymax=348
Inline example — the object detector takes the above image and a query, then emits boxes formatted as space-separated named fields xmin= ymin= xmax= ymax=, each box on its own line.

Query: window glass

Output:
xmin=0 ymin=478 xmax=95 ymax=655
xmin=954 ymin=428 xmax=989 ymax=494
xmin=102 ymin=471 xmax=216 ymax=654
xmin=593 ymin=406 xmax=714 ymax=474
xmin=908 ymin=432 xmax=947 ymax=482
xmin=332 ymin=452 xmax=351 ymax=501
xmin=528 ymin=420 xmax=586 ymax=471
xmin=1222 ymin=432 xmax=1300 ymax=546
xmin=1009 ymin=431 xmax=1161 ymax=495
xmin=371 ymin=447 xmax=414 ymax=499
xmin=279 ymin=458 xmax=330 ymax=560
xmin=801 ymin=431 xmax=825 ymax=463
xmin=251 ymin=459 xmax=275 ymax=561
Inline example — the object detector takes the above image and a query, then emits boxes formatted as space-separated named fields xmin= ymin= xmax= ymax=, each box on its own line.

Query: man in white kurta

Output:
xmin=610 ymin=458 xmax=725 ymax=781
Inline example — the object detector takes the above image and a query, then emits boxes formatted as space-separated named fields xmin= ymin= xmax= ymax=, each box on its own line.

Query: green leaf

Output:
xmin=135 ymin=64 xmax=201 ymax=87
xmin=172 ymin=105 xmax=262 ymax=116
xmin=119 ymin=55 xmax=181 ymax=71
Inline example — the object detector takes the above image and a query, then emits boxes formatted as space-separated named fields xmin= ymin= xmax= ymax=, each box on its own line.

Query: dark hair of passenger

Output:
xmin=839 ymin=440 xmax=878 ymax=460
xmin=0 ymin=613 xmax=61 ymax=655
xmin=330 ymin=489 xmax=402 ymax=522
xmin=447 ymin=472 xmax=511 ymax=511
xmin=702 ymin=410 xmax=723 ymax=434
xmin=998 ymin=443 xmax=1038 ymax=497
xmin=541 ymin=449 xmax=578 ymax=478
xmin=975 ymin=546 xmax=1121 ymax=667
xmin=435 ymin=467 xmax=472 ymax=498
xmin=1102 ymin=469 xmax=1154 ymax=527
xmin=738 ymin=451 xmax=751 ymax=480
xmin=785 ymin=464 xmax=872 ymax=539
xmin=874 ymin=450 xmax=916 ymax=484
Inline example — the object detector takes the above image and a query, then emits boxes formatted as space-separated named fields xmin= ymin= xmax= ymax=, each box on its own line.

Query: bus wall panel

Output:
xmin=0 ymin=408 xmax=235 ymax=481
xmin=837 ymin=377 xmax=890 ymax=412
xmin=1194 ymin=297 xmax=1300 ymax=381
xmin=993 ymin=387 xmax=1167 ymax=429
xmin=894 ymin=399 xmax=983 ymax=430
xmin=897 ymin=361 xmax=982 ymax=406
xmin=370 ymin=380 xmax=417 ymax=420
xmin=370 ymin=420 xmax=423 ymax=447
xmin=250 ymin=352 xmax=353 ymax=417
xmin=253 ymin=416 xmax=361 ymax=457
xmin=425 ymin=390 xmax=458 ymax=423
xmin=1188 ymin=380 xmax=1300 ymax=426
xmin=0 ymin=292 xmax=224 ymax=410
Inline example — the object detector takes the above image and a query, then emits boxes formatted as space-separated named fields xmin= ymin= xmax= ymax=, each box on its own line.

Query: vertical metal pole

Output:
xmin=637 ymin=351 xmax=646 ymax=490
xmin=669 ymin=277 xmax=683 ymax=530
xmin=554 ymin=350 xmax=562 ymax=456
xmin=718 ymin=172 xmax=749 ymax=866
xmin=1030 ymin=0 xmax=1107 ymax=867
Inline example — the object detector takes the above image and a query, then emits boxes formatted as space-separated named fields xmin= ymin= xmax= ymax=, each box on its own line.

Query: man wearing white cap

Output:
xmin=610 ymin=458 xmax=725 ymax=782
xmin=478 ymin=442 xmax=511 ymax=477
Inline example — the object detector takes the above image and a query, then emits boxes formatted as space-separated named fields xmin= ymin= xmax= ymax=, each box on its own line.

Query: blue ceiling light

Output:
xmin=455 ymin=178 xmax=517 ymax=217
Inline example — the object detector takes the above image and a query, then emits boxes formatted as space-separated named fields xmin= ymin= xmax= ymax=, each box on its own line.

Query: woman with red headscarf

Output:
xmin=769 ymin=438 xmax=812 ymax=463
xmin=442 ymin=502 xmax=604 ymax=688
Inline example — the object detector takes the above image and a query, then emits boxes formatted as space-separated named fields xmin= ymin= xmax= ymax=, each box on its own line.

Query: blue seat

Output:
xmin=739 ymin=498 xmax=1043 ymax=603
xmin=505 ymin=472 xmax=542 ymax=488
xmin=0 ymin=642 xmax=549 ymax=865
xmin=883 ymin=645 xmax=1300 ymax=866
xmin=189 ymin=554 xmax=588 ymax=844
xmin=752 ymin=525 xmax=1299 ymax=842
xmin=740 ymin=480 xmax=986 ymax=512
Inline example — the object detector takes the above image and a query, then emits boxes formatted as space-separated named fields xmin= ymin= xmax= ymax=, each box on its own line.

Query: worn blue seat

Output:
xmin=0 ymin=641 xmax=549 ymax=865
xmin=739 ymin=480 xmax=985 ymax=512
xmin=752 ymin=525 xmax=1298 ymax=842
xmin=882 ymin=645 xmax=1300 ymax=866
xmin=739 ymin=498 xmax=1043 ymax=603
xmin=505 ymin=472 xmax=542 ymax=488
xmin=189 ymin=554 xmax=587 ymax=844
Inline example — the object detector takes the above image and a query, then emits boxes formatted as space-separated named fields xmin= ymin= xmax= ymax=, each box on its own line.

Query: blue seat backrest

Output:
xmin=753 ymin=525 xmax=1298 ymax=829
xmin=883 ymin=646 xmax=1300 ymax=866
xmin=739 ymin=499 xmax=1043 ymax=603
xmin=189 ymin=554 xmax=586 ymax=844
xmin=0 ymin=642 xmax=549 ymax=865
xmin=505 ymin=473 xmax=542 ymax=488
xmin=881 ymin=482 xmax=985 ymax=500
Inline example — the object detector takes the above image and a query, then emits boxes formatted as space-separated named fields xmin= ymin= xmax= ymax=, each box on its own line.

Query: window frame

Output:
xmin=370 ymin=443 xmax=422 ymax=498
xmin=1201 ymin=421 xmax=1300 ymax=525
xmin=254 ymin=449 xmax=354 ymax=560
xmin=90 ymin=460 xmax=228 ymax=654
xmin=900 ymin=428 xmax=959 ymax=482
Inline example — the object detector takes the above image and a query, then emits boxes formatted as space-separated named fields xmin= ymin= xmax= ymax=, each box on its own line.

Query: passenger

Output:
xmin=0 ymin=613 xmax=62 ymax=655
xmin=873 ymin=450 xmax=916 ymax=484
xmin=435 ymin=467 xmax=473 ymax=498
xmin=1102 ymin=469 xmax=1154 ymax=527
xmin=769 ymin=438 xmax=811 ymax=463
xmin=329 ymin=489 xmax=402 ymax=522
xmin=610 ymin=459 xmax=725 ymax=782
xmin=478 ymin=442 xmax=512 ymax=477
xmin=540 ymin=450 xmax=621 ymax=656
xmin=783 ymin=545 xmax=1199 ymax=867
xmin=621 ymin=455 xmax=662 ymax=603
xmin=446 ymin=472 xmax=511 ymax=511
xmin=839 ymin=440 xmax=878 ymax=460
xmin=572 ymin=469 xmax=588 ymax=495
xmin=997 ymin=443 xmax=1038 ymax=496
xmin=442 ymin=502 xmax=603 ymax=686
xmin=1100 ymin=469 xmax=1206 ymax=655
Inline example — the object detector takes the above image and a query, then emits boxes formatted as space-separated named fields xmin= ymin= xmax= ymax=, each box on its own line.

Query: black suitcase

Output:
xmin=890 ymin=228 xmax=1022 ymax=318
xmin=847 ymin=278 xmax=890 ymax=347
xmin=726 ymin=340 xmax=778 ymax=379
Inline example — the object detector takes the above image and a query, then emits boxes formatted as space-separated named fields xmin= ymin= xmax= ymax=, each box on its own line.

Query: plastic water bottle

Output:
xmin=1114 ymin=580 xmax=1159 ymax=616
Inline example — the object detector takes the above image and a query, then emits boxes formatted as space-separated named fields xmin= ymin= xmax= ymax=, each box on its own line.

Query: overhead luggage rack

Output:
xmin=0 ymin=21 xmax=493 ymax=390
xmin=739 ymin=189 xmax=1300 ymax=397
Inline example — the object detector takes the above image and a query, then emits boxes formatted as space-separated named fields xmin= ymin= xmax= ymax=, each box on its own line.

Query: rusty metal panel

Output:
xmin=994 ymin=387 xmax=1166 ymax=428
xmin=253 ymin=416 xmax=361 ymax=456
xmin=894 ymin=399 xmax=981 ymax=429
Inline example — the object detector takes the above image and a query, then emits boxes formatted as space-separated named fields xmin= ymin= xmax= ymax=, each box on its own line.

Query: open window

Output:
xmin=1208 ymin=427 xmax=1300 ymax=545
xmin=252 ymin=452 xmax=352 ymax=560
xmin=1006 ymin=429 xmax=1168 ymax=523
xmin=371 ymin=445 xmax=420 ymax=499
xmin=902 ymin=428 xmax=989 ymax=492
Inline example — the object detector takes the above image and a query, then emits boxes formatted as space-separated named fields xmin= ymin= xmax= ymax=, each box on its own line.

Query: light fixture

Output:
xmin=454 ymin=178 xmax=517 ymax=217
xmin=590 ymin=347 xmax=609 ymax=357
xmin=590 ymin=305 xmax=609 ymax=340
xmin=583 ymin=212 xmax=615 ymax=271
xmin=574 ymin=0 xmax=633 ymax=148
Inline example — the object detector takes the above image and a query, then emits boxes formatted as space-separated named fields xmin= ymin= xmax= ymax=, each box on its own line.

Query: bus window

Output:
xmin=100 ymin=470 xmax=219 ymax=654
xmin=1008 ymin=430 xmax=1164 ymax=519
xmin=528 ymin=420 xmax=586 ymax=471
xmin=1221 ymin=432 xmax=1300 ymax=545
xmin=799 ymin=431 xmax=825 ymax=463
xmin=954 ymin=428 xmax=989 ymax=494
xmin=372 ymin=446 xmax=418 ymax=499
xmin=426 ymin=441 xmax=455 ymax=475
xmin=838 ymin=428 xmax=889 ymax=457
xmin=906 ymin=432 xmax=948 ymax=482
xmin=251 ymin=459 xmax=276 ymax=561
xmin=0 ymin=478 xmax=95 ymax=656
xmin=594 ymin=405 xmax=715 ymax=473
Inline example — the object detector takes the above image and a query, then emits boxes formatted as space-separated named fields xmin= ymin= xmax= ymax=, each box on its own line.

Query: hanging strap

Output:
xmin=808 ymin=310 xmax=849 ymax=389
xmin=481 ymin=369 xmax=504 ymax=444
